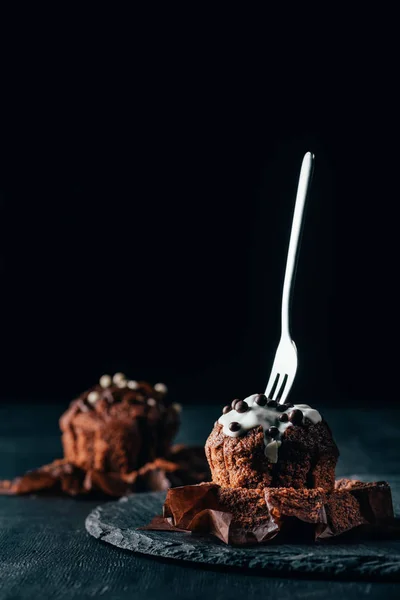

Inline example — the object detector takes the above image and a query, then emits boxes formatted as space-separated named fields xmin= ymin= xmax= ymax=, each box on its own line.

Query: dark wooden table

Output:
xmin=1 ymin=403 xmax=399 ymax=599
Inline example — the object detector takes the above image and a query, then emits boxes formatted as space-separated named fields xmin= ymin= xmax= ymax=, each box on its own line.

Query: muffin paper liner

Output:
xmin=0 ymin=445 xmax=209 ymax=498
xmin=140 ymin=480 xmax=398 ymax=545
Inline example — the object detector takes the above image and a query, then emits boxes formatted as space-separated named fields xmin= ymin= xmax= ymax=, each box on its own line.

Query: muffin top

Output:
xmin=216 ymin=393 xmax=322 ymax=463
xmin=60 ymin=373 xmax=180 ymax=431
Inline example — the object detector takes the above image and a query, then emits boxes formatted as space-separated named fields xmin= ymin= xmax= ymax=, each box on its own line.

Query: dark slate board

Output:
xmin=86 ymin=475 xmax=400 ymax=581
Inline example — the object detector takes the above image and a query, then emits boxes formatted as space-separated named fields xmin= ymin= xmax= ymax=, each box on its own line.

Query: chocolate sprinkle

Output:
xmin=235 ymin=401 xmax=248 ymax=413
xmin=222 ymin=405 xmax=232 ymax=414
xmin=229 ymin=422 xmax=241 ymax=432
xmin=268 ymin=426 xmax=279 ymax=438
xmin=289 ymin=409 xmax=303 ymax=425
xmin=254 ymin=394 xmax=267 ymax=406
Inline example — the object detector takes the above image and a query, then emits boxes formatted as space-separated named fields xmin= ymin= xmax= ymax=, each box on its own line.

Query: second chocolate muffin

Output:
xmin=60 ymin=374 xmax=180 ymax=474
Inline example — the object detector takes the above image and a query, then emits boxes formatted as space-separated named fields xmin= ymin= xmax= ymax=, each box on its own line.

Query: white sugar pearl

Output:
xmin=87 ymin=391 xmax=100 ymax=405
xmin=113 ymin=372 xmax=126 ymax=384
xmin=116 ymin=379 xmax=127 ymax=388
xmin=154 ymin=383 xmax=168 ymax=394
xmin=127 ymin=380 xmax=139 ymax=390
xmin=147 ymin=398 xmax=156 ymax=406
xmin=99 ymin=374 xmax=112 ymax=388
xmin=172 ymin=403 xmax=182 ymax=413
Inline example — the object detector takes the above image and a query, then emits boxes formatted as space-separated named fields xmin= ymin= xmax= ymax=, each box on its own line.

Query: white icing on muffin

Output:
xmin=217 ymin=394 xmax=321 ymax=463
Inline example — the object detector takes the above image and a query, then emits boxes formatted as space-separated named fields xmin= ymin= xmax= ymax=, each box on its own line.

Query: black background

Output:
xmin=1 ymin=17 xmax=399 ymax=408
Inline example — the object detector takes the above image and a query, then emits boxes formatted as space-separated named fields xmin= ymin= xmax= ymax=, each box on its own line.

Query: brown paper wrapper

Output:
xmin=0 ymin=445 xmax=210 ymax=498
xmin=141 ymin=483 xmax=280 ymax=544
xmin=141 ymin=479 xmax=397 ymax=546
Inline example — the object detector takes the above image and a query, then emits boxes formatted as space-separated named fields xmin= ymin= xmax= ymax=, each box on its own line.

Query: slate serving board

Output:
xmin=86 ymin=475 xmax=400 ymax=581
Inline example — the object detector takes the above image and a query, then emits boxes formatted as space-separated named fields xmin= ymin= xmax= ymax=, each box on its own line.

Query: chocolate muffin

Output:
xmin=60 ymin=373 xmax=180 ymax=474
xmin=205 ymin=394 xmax=338 ymax=491
xmin=144 ymin=396 xmax=395 ymax=545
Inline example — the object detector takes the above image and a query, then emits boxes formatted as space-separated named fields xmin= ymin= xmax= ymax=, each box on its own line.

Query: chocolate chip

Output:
xmin=289 ymin=409 xmax=303 ymax=425
xmin=231 ymin=399 xmax=241 ymax=409
xmin=222 ymin=405 xmax=232 ymax=414
xmin=267 ymin=399 xmax=277 ymax=408
xmin=254 ymin=394 xmax=267 ymax=406
xmin=283 ymin=402 xmax=294 ymax=409
xmin=235 ymin=400 xmax=248 ymax=413
xmin=229 ymin=421 xmax=241 ymax=432
xmin=279 ymin=413 xmax=289 ymax=422
xmin=268 ymin=426 xmax=279 ymax=438
xmin=276 ymin=403 xmax=287 ymax=412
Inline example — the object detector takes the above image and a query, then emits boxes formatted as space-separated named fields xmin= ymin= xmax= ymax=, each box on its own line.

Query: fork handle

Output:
xmin=281 ymin=152 xmax=314 ymax=338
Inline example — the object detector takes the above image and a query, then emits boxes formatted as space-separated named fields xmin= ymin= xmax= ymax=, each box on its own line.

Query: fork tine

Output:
xmin=272 ymin=374 xmax=285 ymax=400
xmin=275 ymin=374 xmax=288 ymax=402
xmin=265 ymin=371 xmax=279 ymax=398
xmin=270 ymin=373 xmax=285 ymax=400
xmin=278 ymin=372 xmax=295 ymax=404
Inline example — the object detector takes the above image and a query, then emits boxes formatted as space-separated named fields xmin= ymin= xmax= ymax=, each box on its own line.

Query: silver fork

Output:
xmin=265 ymin=151 xmax=315 ymax=404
